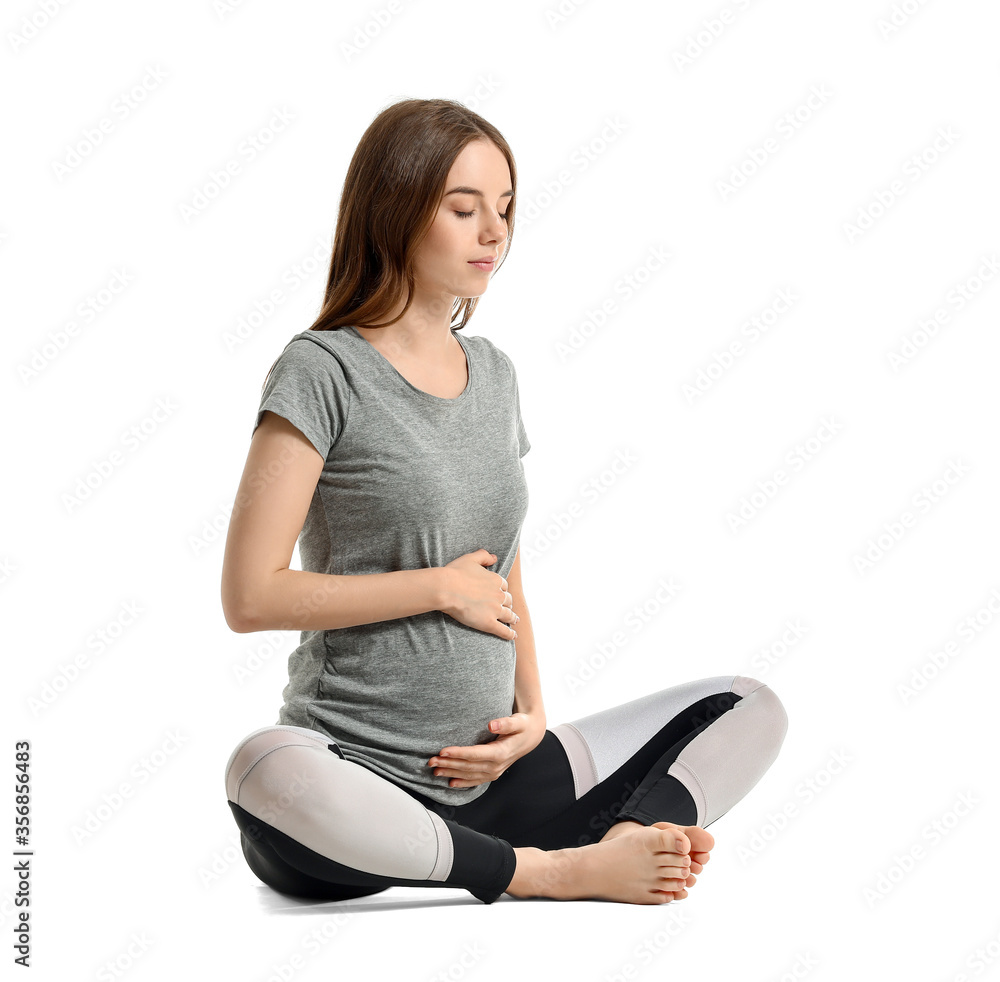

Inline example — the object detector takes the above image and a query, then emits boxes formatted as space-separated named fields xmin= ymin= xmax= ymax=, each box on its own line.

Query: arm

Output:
xmin=220 ymin=410 xmax=446 ymax=633
xmin=506 ymin=545 xmax=545 ymax=726
xmin=428 ymin=544 xmax=546 ymax=787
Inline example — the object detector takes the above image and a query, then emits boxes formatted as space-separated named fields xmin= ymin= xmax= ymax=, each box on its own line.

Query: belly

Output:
xmin=317 ymin=614 xmax=517 ymax=754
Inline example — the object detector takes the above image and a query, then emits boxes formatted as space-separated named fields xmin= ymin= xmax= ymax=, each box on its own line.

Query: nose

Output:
xmin=483 ymin=210 xmax=507 ymax=243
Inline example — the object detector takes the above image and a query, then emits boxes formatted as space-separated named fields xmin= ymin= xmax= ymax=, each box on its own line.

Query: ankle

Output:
xmin=507 ymin=846 xmax=567 ymax=899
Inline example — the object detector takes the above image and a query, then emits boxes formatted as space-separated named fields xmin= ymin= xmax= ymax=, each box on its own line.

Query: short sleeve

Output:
xmin=253 ymin=336 xmax=350 ymax=459
xmin=507 ymin=355 xmax=530 ymax=459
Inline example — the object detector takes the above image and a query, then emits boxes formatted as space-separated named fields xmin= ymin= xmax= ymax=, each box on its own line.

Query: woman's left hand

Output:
xmin=428 ymin=712 xmax=546 ymax=788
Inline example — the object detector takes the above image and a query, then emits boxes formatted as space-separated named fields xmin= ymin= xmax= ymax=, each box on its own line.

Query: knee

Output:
xmin=732 ymin=676 xmax=788 ymax=745
xmin=225 ymin=725 xmax=331 ymax=808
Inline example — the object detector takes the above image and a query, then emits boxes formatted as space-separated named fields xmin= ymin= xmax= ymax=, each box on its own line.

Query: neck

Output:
xmin=354 ymin=288 xmax=459 ymax=360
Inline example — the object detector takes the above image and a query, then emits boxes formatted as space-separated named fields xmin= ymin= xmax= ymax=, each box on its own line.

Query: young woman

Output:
xmin=221 ymin=98 xmax=789 ymax=906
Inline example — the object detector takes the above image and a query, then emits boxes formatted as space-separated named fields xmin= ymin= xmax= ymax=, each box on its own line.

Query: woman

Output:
xmin=221 ymin=98 xmax=788 ymax=906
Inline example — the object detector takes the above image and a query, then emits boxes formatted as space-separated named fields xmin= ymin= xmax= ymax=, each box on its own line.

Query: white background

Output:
xmin=4 ymin=0 xmax=999 ymax=978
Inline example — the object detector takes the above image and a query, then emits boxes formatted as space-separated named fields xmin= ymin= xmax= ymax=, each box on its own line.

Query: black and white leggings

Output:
xmin=224 ymin=674 xmax=788 ymax=905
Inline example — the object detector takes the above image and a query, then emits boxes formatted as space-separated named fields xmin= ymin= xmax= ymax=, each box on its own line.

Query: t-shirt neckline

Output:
xmin=344 ymin=325 xmax=472 ymax=405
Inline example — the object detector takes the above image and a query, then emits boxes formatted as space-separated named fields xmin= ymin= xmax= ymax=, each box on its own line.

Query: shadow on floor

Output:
xmin=252 ymin=886 xmax=567 ymax=914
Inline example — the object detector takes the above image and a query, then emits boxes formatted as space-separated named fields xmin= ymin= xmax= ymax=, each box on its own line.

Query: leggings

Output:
xmin=224 ymin=674 xmax=788 ymax=905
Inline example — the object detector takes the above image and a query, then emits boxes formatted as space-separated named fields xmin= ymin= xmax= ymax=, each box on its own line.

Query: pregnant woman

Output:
xmin=221 ymin=98 xmax=788 ymax=906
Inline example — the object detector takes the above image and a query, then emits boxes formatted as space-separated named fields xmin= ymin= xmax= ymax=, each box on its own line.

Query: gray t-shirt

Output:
xmin=252 ymin=324 xmax=530 ymax=805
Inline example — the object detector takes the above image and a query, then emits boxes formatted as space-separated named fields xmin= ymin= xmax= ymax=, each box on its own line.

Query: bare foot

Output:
xmin=601 ymin=820 xmax=714 ymax=880
xmin=507 ymin=825 xmax=698 ymax=905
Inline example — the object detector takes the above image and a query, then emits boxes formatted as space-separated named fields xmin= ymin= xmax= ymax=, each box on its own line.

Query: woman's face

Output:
xmin=412 ymin=138 xmax=512 ymax=300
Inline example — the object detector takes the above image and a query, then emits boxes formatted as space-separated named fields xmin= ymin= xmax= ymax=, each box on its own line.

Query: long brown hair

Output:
xmin=260 ymin=98 xmax=517 ymax=393
xmin=310 ymin=98 xmax=516 ymax=335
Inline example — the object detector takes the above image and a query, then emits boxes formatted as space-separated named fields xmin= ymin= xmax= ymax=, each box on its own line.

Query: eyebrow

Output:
xmin=445 ymin=186 xmax=514 ymax=198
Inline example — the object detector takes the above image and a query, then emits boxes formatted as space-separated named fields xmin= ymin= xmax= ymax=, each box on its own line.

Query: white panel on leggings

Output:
xmin=226 ymin=726 xmax=455 ymax=882
xmin=667 ymin=679 xmax=788 ymax=827
xmin=562 ymin=676 xmax=739 ymax=793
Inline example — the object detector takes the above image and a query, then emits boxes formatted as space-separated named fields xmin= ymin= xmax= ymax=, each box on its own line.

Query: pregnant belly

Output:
xmin=319 ymin=615 xmax=516 ymax=752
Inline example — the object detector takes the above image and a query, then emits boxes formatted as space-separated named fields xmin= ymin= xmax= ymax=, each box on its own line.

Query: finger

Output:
xmin=434 ymin=769 xmax=494 ymax=788
xmin=436 ymin=765 xmax=494 ymax=783
xmin=457 ymin=764 xmax=502 ymax=785
xmin=492 ymin=714 xmax=530 ymax=734
xmin=432 ymin=750 xmax=506 ymax=776
xmin=432 ymin=754 xmax=501 ymax=777
xmin=427 ymin=747 xmax=473 ymax=767
xmin=449 ymin=770 xmax=503 ymax=788
xmin=432 ymin=744 xmax=496 ymax=764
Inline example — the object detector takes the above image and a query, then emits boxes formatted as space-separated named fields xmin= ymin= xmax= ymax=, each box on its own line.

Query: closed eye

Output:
xmin=456 ymin=211 xmax=509 ymax=220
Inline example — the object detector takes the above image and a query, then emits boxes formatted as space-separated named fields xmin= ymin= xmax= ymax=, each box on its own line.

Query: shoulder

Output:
xmin=269 ymin=329 xmax=352 ymax=381
xmin=285 ymin=328 xmax=352 ymax=361
xmin=460 ymin=330 xmax=517 ymax=383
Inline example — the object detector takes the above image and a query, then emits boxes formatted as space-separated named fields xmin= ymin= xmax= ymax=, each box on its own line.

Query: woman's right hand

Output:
xmin=440 ymin=549 xmax=519 ymax=640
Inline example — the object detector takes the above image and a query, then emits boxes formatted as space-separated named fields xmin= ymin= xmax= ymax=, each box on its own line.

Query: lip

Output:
xmin=468 ymin=258 xmax=496 ymax=271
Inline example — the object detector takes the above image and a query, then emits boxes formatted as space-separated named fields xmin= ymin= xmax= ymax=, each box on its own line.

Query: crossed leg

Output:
xmin=223 ymin=674 xmax=787 ymax=905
